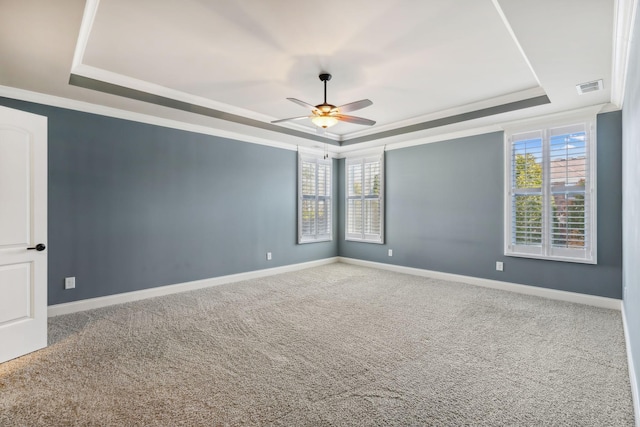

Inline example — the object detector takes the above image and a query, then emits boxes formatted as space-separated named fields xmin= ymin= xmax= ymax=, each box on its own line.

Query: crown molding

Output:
xmin=611 ymin=0 xmax=639 ymax=107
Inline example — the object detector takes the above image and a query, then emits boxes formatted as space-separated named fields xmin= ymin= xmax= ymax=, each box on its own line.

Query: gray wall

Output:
xmin=0 ymin=97 xmax=624 ymax=305
xmin=622 ymin=0 xmax=640 ymax=411
xmin=0 ymin=97 xmax=338 ymax=305
xmin=339 ymin=112 xmax=622 ymax=299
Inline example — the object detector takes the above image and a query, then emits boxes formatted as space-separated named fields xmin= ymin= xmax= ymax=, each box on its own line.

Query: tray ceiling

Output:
xmin=0 ymin=0 xmax=622 ymax=149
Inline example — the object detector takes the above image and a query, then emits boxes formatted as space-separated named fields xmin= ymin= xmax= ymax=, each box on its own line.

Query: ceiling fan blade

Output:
xmin=337 ymin=115 xmax=376 ymax=126
xmin=333 ymin=99 xmax=373 ymax=113
xmin=271 ymin=116 xmax=311 ymax=124
xmin=287 ymin=98 xmax=319 ymax=112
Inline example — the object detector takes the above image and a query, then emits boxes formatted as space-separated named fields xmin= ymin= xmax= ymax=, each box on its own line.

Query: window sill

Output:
xmin=298 ymin=237 xmax=332 ymax=244
xmin=345 ymin=237 xmax=384 ymax=245
xmin=505 ymin=251 xmax=596 ymax=265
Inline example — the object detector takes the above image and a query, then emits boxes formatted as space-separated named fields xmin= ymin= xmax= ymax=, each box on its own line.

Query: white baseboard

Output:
xmin=338 ymin=257 xmax=622 ymax=310
xmin=48 ymin=257 xmax=339 ymax=317
xmin=49 ymin=256 xmax=622 ymax=316
xmin=622 ymin=304 xmax=640 ymax=427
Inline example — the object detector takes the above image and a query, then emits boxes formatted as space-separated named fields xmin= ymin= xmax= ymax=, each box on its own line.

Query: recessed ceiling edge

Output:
xmin=70 ymin=73 xmax=550 ymax=147
xmin=68 ymin=74 xmax=339 ymax=145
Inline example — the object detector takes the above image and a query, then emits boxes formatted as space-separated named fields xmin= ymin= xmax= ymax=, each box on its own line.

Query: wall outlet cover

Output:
xmin=64 ymin=277 xmax=76 ymax=289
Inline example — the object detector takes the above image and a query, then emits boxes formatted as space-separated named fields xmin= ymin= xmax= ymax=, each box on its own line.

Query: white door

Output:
xmin=0 ymin=105 xmax=47 ymax=364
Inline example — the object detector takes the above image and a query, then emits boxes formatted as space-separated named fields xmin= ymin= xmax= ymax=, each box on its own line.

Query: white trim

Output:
xmin=0 ymin=82 xmax=519 ymax=157
xmin=490 ymin=0 xmax=541 ymax=87
xmin=501 ymin=105 xmax=604 ymax=134
xmin=0 ymin=85 xmax=308 ymax=153
xmin=297 ymin=145 xmax=336 ymax=158
xmin=336 ymin=126 xmax=502 ymax=157
xmin=341 ymin=87 xmax=547 ymax=141
xmin=341 ymin=145 xmax=386 ymax=159
xmin=0 ymin=84 xmax=617 ymax=159
xmin=611 ymin=0 xmax=639 ymax=108
xmin=335 ymin=105 xmax=614 ymax=158
xmin=48 ymin=257 xmax=339 ymax=317
xmin=47 ymin=254 xmax=623 ymax=321
xmin=503 ymin=130 xmax=513 ymax=265
xmin=71 ymin=0 xmax=100 ymax=70
xmin=338 ymin=257 xmax=622 ymax=310
xmin=622 ymin=304 xmax=640 ymax=427
xmin=71 ymin=64 xmax=280 ymax=126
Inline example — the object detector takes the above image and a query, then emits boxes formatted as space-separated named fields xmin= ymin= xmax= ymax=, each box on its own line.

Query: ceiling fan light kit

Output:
xmin=311 ymin=115 xmax=339 ymax=128
xmin=272 ymin=73 xmax=375 ymax=129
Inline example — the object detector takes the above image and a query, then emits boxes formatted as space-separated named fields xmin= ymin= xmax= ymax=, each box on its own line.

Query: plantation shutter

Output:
xmin=346 ymin=153 xmax=384 ymax=243
xmin=298 ymin=153 xmax=332 ymax=243
xmin=510 ymin=130 xmax=544 ymax=256
xmin=548 ymin=123 xmax=591 ymax=259
xmin=507 ymin=119 xmax=594 ymax=263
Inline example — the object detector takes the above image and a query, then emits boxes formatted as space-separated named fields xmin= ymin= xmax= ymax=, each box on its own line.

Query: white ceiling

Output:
xmin=0 ymin=0 xmax=629 ymax=150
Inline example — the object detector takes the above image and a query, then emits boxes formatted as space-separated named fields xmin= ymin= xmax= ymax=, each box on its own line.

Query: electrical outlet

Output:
xmin=64 ymin=277 xmax=76 ymax=289
xmin=388 ymin=249 xmax=393 ymax=257
xmin=496 ymin=262 xmax=504 ymax=272
xmin=266 ymin=252 xmax=272 ymax=261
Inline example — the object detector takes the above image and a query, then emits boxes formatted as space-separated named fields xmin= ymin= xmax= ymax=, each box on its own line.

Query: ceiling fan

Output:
xmin=271 ymin=73 xmax=375 ymax=129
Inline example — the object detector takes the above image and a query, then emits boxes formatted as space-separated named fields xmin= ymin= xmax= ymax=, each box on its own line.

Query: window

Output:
xmin=298 ymin=153 xmax=332 ymax=243
xmin=346 ymin=153 xmax=384 ymax=243
xmin=505 ymin=117 xmax=596 ymax=263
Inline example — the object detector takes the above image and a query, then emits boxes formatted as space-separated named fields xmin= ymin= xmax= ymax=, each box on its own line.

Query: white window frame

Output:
xmin=504 ymin=114 xmax=597 ymax=264
xmin=345 ymin=152 xmax=385 ymax=244
xmin=298 ymin=153 xmax=332 ymax=244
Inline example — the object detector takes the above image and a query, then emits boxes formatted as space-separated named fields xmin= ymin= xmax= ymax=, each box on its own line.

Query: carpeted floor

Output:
xmin=0 ymin=263 xmax=635 ymax=426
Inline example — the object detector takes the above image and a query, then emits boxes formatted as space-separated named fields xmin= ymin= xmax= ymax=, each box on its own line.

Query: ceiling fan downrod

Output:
xmin=319 ymin=73 xmax=331 ymax=105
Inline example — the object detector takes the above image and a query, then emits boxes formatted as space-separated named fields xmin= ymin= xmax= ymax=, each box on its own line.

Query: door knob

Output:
xmin=27 ymin=243 xmax=46 ymax=251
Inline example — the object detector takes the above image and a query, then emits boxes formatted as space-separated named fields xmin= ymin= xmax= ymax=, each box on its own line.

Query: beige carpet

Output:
xmin=0 ymin=263 xmax=635 ymax=426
